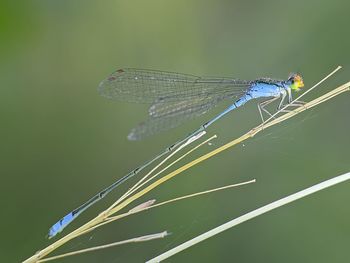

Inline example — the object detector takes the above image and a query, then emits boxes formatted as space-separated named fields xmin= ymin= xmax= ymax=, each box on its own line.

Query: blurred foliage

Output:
xmin=1 ymin=0 xmax=349 ymax=262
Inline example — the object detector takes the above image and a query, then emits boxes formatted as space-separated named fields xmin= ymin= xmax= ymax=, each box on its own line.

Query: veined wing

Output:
xmin=128 ymin=88 xmax=247 ymax=140
xmin=98 ymin=68 xmax=252 ymax=103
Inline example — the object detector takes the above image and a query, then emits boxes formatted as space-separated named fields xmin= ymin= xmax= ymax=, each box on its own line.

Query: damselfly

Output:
xmin=48 ymin=68 xmax=304 ymax=238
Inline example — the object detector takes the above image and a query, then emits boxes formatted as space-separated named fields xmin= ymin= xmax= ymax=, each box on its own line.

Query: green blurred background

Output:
xmin=1 ymin=1 xmax=349 ymax=262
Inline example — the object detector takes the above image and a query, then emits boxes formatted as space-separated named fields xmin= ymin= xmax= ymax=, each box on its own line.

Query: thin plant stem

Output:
xmin=118 ymin=134 xmax=217 ymax=203
xmin=106 ymin=179 xmax=256 ymax=225
xmin=38 ymin=231 xmax=169 ymax=262
xmin=147 ymin=171 xmax=350 ymax=262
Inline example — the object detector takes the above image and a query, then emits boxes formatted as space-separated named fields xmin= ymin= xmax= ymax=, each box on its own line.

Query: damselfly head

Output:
xmin=288 ymin=73 xmax=304 ymax=91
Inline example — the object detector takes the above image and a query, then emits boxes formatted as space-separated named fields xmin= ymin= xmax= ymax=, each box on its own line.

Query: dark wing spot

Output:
xmin=108 ymin=76 xmax=117 ymax=81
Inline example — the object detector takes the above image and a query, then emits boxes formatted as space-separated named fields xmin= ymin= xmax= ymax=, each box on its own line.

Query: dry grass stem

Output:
xmin=38 ymin=231 xmax=169 ymax=262
xmin=147 ymin=171 xmax=350 ymax=262
xmin=76 ymin=178 xmax=256 ymax=239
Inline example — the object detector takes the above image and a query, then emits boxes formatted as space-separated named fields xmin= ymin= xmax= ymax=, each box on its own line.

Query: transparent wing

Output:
xmin=128 ymin=89 xmax=247 ymax=140
xmin=99 ymin=68 xmax=253 ymax=140
xmin=98 ymin=68 xmax=252 ymax=103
